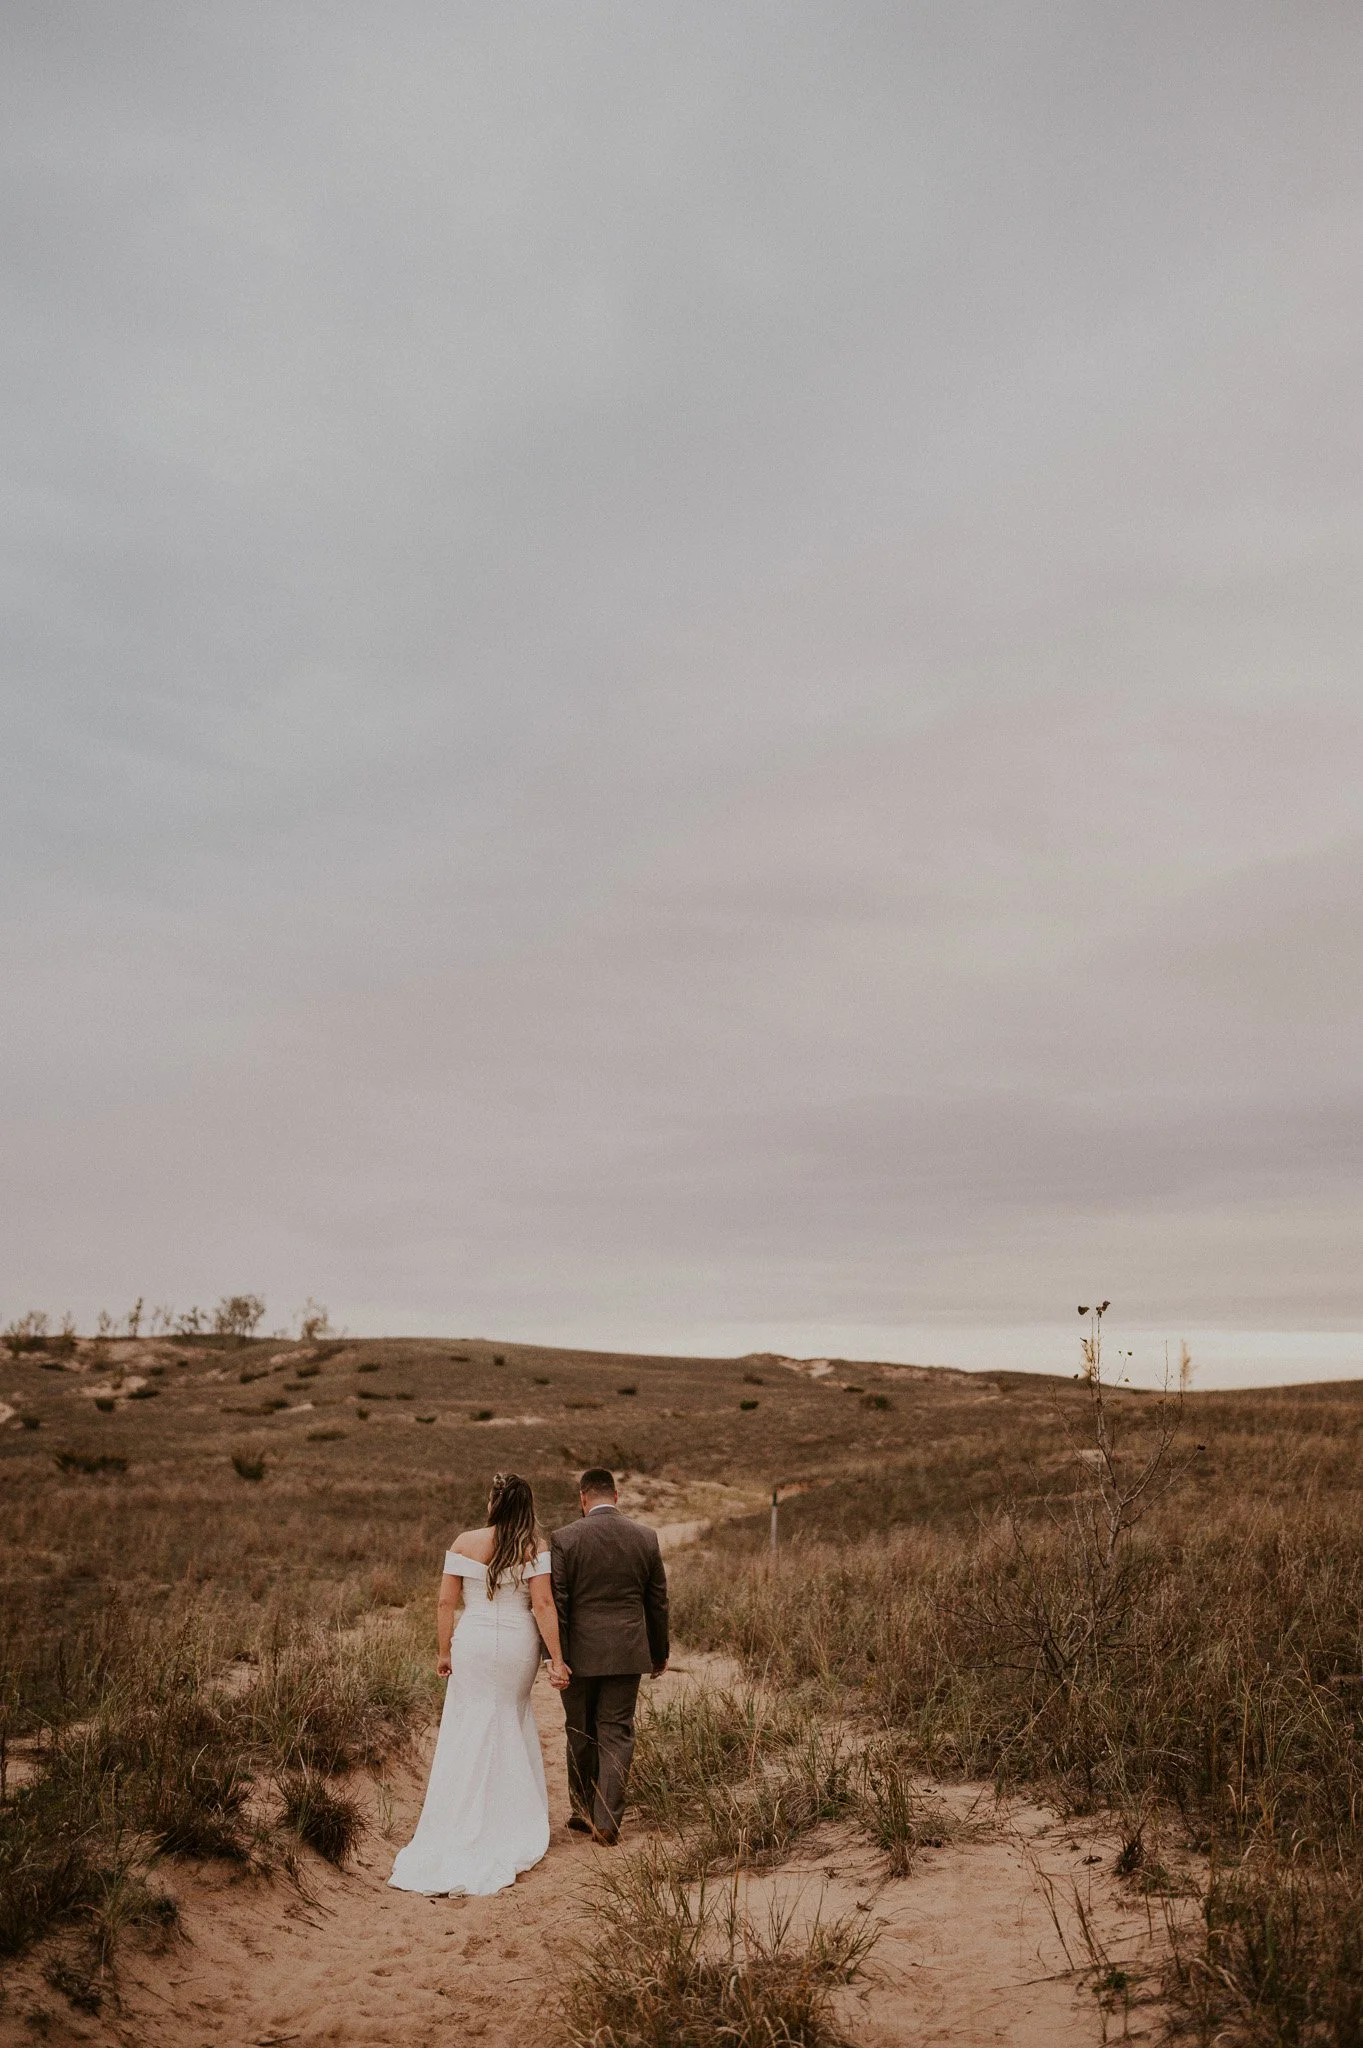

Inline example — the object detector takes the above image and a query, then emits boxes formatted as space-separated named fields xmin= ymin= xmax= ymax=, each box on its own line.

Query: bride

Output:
xmin=389 ymin=1472 xmax=570 ymax=1896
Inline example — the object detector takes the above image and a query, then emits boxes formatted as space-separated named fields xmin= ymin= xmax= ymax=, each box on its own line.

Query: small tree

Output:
xmin=213 ymin=1295 xmax=266 ymax=1342
xmin=1068 ymin=1303 xmax=1196 ymax=1574
xmin=987 ymin=1303 xmax=1202 ymax=1717
xmin=3 ymin=1311 xmax=49 ymax=1358
xmin=296 ymin=1298 xmax=333 ymax=1344
xmin=126 ymin=1297 xmax=144 ymax=1339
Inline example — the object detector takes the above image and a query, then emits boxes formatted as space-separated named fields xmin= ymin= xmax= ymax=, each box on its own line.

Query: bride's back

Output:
xmin=450 ymin=1523 xmax=497 ymax=1566
xmin=449 ymin=1522 xmax=545 ymax=1604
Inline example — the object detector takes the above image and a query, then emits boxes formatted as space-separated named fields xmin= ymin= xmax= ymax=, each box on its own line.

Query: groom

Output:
xmin=550 ymin=1466 xmax=669 ymax=1845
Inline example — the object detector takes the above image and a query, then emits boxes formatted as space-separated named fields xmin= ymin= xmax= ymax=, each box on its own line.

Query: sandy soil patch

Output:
xmin=616 ymin=1473 xmax=763 ymax=1528
xmin=730 ymin=1794 xmax=1177 ymax=2046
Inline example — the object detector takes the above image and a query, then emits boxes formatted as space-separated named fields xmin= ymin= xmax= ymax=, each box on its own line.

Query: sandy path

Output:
xmin=2 ymin=1659 xmax=1175 ymax=2048
xmin=729 ymin=1795 xmax=1174 ymax=2046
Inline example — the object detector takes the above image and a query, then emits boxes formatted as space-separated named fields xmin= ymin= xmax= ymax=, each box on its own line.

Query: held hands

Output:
xmin=548 ymin=1658 xmax=571 ymax=1691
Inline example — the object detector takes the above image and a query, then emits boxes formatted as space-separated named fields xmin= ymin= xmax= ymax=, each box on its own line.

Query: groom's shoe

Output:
xmin=591 ymin=1825 xmax=620 ymax=1847
xmin=567 ymin=1814 xmax=593 ymax=1834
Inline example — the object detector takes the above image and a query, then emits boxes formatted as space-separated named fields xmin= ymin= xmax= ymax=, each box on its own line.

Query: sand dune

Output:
xmin=0 ymin=1340 xmax=1201 ymax=2044
xmin=1 ymin=1650 xmax=1175 ymax=2048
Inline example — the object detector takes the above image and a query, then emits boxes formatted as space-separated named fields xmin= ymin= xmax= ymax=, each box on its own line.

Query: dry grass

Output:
xmin=0 ymin=1599 xmax=429 ymax=1968
xmin=9 ymin=1327 xmax=1363 ymax=2038
xmin=673 ymin=1409 xmax=1363 ymax=2042
xmin=628 ymin=1687 xmax=806 ymax=1829
xmin=626 ymin=1682 xmax=982 ymax=1900
xmin=562 ymin=1840 xmax=876 ymax=2048
xmin=278 ymin=1773 xmax=366 ymax=1865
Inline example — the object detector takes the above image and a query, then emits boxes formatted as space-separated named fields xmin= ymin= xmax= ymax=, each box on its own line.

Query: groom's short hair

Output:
xmin=578 ymin=1467 xmax=617 ymax=1500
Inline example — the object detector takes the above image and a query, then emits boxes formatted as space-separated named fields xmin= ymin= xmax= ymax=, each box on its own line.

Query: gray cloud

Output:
xmin=2 ymin=4 xmax=1361 ymax=1375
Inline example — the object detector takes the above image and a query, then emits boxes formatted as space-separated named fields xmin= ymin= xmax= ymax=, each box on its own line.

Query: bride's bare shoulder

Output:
xmin=450 ymin=1525 xmax=496 ymax=1563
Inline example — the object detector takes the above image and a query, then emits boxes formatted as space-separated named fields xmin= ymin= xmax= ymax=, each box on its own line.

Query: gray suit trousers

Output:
xmin=562 ymin=1672 xmax=640 ymax=1838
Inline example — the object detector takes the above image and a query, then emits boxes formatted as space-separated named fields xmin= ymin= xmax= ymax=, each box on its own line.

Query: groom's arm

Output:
xmin=550 ymin=1531 xmax=571 ymax=1649
xmin=643 ymin=1535 xmax=669 ymax=1673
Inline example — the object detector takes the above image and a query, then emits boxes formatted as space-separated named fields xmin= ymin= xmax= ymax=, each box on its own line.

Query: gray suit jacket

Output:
xmin=551 ymin=1507 xmax=670 ymax=1678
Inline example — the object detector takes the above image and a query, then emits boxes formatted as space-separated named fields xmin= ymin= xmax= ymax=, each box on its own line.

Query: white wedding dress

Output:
xmin=388 ymin=1548 xmax=552 ymax=1896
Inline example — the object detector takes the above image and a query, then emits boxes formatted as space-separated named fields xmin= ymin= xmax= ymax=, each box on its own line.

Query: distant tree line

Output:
xmin=2 ymin=1295 xmax=333 ymax=1358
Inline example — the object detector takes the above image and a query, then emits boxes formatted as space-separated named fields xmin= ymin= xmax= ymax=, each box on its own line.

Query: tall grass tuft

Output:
xmin=672 ymin=1727 xmax=856 ymax=1880
xmin=244 ymin=1616 xmax=427 ymax=1773
xmin=629 ymin=1686 xmax=862 ymax=1877
xmin=0 ymin=1779 xmax=107 ymax=1959
xmin=562 ymin=1841 xmax=876 ymax=2048
xmin=279 ymin=1773 xmax=365 ymax=1864
xmin=1194 ymin=1855 xmax=1363 ymax=2044
xmin=628 ymin=1688 xmax=802 ymax=1829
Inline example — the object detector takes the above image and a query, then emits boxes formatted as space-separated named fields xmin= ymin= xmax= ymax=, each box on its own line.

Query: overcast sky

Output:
xmin=3 ymin=4 xmax=1361 ymax=1381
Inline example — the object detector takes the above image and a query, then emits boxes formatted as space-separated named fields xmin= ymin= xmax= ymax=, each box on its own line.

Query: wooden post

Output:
xmin=770 ymin=1485 xmax=779 ymax=1553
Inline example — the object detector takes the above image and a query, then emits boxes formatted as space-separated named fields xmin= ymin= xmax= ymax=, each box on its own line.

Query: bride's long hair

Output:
xmin=484 ymin=1473 xmax=539 ymax=1598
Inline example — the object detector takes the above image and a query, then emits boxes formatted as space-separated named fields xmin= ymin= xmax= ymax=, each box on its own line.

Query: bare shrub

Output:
xmin=49 ymin=1316 xmax=78 ymax=1360
xmin=213 ymin=1296 xmax=266 ymax=1342
xmin=296 ymin=1299 xmax=333 ymax=1344
xmin=4 ymin=1312 xmax=50 ymax=1358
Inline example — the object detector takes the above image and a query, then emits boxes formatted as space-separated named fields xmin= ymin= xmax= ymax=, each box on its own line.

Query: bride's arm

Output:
xmin=436 ymin=1568 xmax=464 ymax=1678
xmin=529 ymin=1575 xmax=570 ymax=1689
